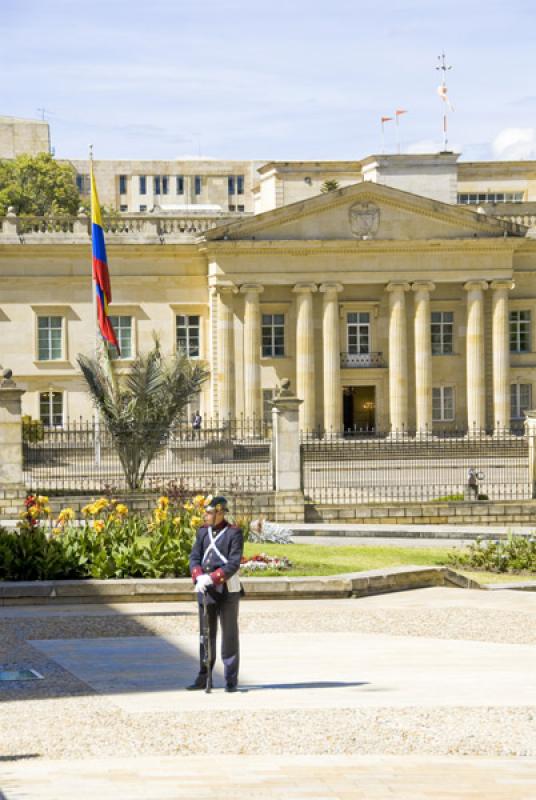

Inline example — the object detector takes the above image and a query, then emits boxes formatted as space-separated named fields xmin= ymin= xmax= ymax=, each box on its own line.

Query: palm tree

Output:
xmin=320 ymin=179 xmax=340 ymax=193
xmin=78 ymin=340 xmax=209 ymax=490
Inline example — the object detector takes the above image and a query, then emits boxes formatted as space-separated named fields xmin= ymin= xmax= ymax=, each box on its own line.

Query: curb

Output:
xmin=0 ymin=566 xmax=481 ymax=606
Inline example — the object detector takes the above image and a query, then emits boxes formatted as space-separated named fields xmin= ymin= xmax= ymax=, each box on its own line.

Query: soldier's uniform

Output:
xmin=189 ymin=513 xmax=244 ymax=690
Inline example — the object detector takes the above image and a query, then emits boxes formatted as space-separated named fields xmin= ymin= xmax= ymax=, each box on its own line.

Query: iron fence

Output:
xmin=301 ymin=427 xmax=531 ymax=504
xmin=23 ymin=417 xmax=272 ymax=494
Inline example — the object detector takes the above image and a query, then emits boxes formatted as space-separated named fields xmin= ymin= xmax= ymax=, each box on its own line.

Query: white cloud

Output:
xmin=492 ymin=128 xmax=536 ymax=160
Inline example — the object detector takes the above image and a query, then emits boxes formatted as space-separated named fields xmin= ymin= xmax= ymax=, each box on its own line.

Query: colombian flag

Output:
xmin=90 ymin=165 xmax=120 ymax=353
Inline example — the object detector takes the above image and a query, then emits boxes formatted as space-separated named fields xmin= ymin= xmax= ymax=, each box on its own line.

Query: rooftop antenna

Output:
xmin=435 ymin=52 xmax=454 ymax=152
xmin=36 ymin=107 xmax=54 ymax=122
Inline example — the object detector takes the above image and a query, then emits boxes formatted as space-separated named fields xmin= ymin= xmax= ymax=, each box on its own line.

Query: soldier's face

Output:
xmin=204 ymin=508 xmax=225 ymax=526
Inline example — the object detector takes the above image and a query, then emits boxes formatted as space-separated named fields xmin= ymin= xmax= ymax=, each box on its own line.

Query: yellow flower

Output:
xmin=172 ymin=516 xmax=181 ymax=525
xmin=28 ymin=505 xmax=40 ymax=518
xmin=191 ymin=515 xmax=202 ymax=528
xmin=94 ymin=520 xmax=105 ymax=533
xmin=193 ymin=494 xmax=206 ymax=507
xmin=183 ymin=501 xmax=194 ymax=512
xmin=43 ymin=506 xmax=52 ymax=515
xmin=158 ymin=496 xmax=169 ymax=507
xmin=115 ymin=503 xmax=128 ymax=517
xmin=51 ymin=527 xmax=62 ymax=536
xmin=37 ymin=495 xmax=49 ymax=504
xmin=81 ymin=504 xmax=92 ymax=516
xmin=58 ymin=507 xmax=75 ymax=522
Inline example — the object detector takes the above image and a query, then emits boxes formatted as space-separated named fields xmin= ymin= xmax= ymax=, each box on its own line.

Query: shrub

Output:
xmin=448 ymin=534 xmax=536 ymax=573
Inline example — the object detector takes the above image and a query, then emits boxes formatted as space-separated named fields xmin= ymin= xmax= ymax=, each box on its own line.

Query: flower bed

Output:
xmin=240 ymin=552 xmax=292 ymax=572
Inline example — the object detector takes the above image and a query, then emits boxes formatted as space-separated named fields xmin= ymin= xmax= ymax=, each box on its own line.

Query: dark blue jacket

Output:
xmin=189 ymin=521 xmax=244 ymax=599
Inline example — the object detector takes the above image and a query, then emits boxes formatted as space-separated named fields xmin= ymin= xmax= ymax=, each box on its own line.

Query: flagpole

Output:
xmin=89 ymin=144 xmax=101 ymax=468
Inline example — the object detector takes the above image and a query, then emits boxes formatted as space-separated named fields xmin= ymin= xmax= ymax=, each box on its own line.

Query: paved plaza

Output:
xmin=1 ymin=588 xmax=536 ymax=798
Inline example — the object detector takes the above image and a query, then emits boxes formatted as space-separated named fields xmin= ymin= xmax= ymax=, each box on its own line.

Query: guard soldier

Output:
xmin=187 ymin=496 xmax=244 ymax=692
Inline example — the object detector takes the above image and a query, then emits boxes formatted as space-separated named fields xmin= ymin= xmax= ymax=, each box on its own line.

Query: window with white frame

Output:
xmin=347 ymin=312 xmax=370 ymax=354
xmin=510 ymin=310 xmax=531 ymax=352
xmin=432 ymin=386 xmax=455 ymax=422
xmin=511 ymin=383 xmax=532 ymax=419
xmin=457 ymin=192 xmax=524 ymax=204
xmin=39 ymin=390 xmax=63 ymax=427
xmin=431 ymin=311 xmax=454 ymax=355
xmin=108 ymin=316 xmax=133 ymax=359
xmin=262 ymin=314 xmax=285 ymax=357
xmin=37 ymin=316 xmax=63 ymax=361
xmin=176 ymin=176 xmax=184 ymax=194
xmin=176 ymin=315 xmax=200 ymax=357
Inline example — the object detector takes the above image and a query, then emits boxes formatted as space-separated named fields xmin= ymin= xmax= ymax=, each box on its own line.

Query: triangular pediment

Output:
xmin=204 ymin=182 xmax=522 ymax=242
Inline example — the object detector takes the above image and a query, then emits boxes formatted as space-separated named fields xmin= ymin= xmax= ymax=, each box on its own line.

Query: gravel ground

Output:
xmin=1 ymin=597 xmax=535 ymax=759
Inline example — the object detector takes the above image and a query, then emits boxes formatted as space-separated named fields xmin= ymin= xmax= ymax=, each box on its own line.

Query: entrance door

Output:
xmin=342 ymin=386 xmax=376 ymax=432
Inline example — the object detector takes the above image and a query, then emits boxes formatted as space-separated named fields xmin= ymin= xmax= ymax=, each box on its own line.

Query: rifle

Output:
xmin=202 ymin=591 xmax=212 ymax=693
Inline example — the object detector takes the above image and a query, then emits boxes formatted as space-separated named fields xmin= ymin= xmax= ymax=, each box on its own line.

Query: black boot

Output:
xmin=186 ymin=675 xmax=208 ymax=691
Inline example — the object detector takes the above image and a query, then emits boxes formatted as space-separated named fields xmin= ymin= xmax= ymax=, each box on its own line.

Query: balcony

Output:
xmin=340 ymin=352 xmax=386 ymax=368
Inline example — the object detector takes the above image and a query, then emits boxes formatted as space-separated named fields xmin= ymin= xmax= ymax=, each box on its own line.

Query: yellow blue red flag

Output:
xmin=90 ymin=165 xmax=120 ymax=353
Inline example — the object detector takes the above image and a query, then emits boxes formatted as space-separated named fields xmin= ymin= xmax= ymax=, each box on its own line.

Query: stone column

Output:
xmin=386 ymin=282 xmax=410 ymax=433
xmin=491 ymin=280 xmax=514 ymax=434
xmin=525 ymin=412 xmax=536 ymax=498
xmin=240 ymin=284 xmax=264 ymax=419
xmin=271 ymin=380 xmax=305 ymax=521
xmin=464 ymin=281 xmax=488 ymax=433
xmin=217 ymin=285 xmax=237 ymax=420
xmin=0 ymin=378 xmax=26 ymax=519
xmin=293 ymin=283 xmax=317 ymax=432
xmin=320 ymin=283 xmax=343 ymax=433
xmin=412 ymin=282 xmax=435 ymax=436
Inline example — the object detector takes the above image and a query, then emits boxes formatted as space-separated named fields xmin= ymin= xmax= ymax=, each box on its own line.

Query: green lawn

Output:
xmin=242 ymin=542 xmax=536 ymax=585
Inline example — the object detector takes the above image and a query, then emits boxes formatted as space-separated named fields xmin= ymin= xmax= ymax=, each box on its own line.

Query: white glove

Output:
xmin=195 ymin=574 xmax=213 ymax=593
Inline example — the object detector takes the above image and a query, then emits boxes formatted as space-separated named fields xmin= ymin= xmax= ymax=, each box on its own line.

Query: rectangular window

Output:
xmin=108 ymin=316 xmax=133 ymax=359
xmin=237 ymin=175 xmax=244 ymax=194
xmin=139 ymin=175 xmax=147 ymax=195
xmin=511 ymin=383 xmax=532 ymax=419
xmin=176 ymin=315 xmax=200 ymax=357
xmin=176 ymin=176 xmax=184 ymax=194
xmin=162 ymin=176 xmax=169 ymax=195
xmin=119 ymin=175 xmax=127 ymax=195
xmin=346 ymin=312 xmax=370 ymax=354
xmin=154 ymin=176 xmax=161 ymax=195
xmin=76 ymin=174 xmax=89 ymax=193
xmin=237 ymin=204 xmax=245 ymax=212
xmin=262 ymin=314 xmax=285 ymax=357
xmin=119 ymin=204 xmax=128 ymax=212
xmin=431 ymin=311 xmax=454 ymax=355
xmin=228 ymin=204 xmax=236 ymax=212
xmin=228 ymin=176 xmax=235 ymax=195
xmin=139 ymin=204 xmax=147 ymax=212
xmin=510 ymin=310 xmax=531 ymax=352
xmin=37 ymin=316 xmax=63 ymax=361
xmin=39 ymin=391 xmax=63 ymax=427
xmin=432 ymin=386 xmax=455 ymax=422
xmin=194 ymin=176 xmax=202 ymax=195
xmin=457 ymin=191 xmax=525 ymax=204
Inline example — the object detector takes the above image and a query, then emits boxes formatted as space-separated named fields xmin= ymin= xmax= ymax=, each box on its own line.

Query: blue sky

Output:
xmin=2 ymin=0 xmax=536 ymax=161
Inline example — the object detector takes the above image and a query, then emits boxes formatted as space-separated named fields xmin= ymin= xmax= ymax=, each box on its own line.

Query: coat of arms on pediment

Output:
xmin=348 ymin=201 xmax=381 ymax=239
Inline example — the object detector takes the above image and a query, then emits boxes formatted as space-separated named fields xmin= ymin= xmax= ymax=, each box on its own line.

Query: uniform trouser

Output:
xmin=198 ymin=590 xmax=240 ymax=686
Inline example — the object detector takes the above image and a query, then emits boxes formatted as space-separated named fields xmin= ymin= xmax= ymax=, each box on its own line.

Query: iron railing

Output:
xmin=23 ymin=417 xmax=272 ymax=494
xmin=301 ymin=427 xmax=531 ymax=504
xmin=340 ymin=352 xmax=386 ymax=368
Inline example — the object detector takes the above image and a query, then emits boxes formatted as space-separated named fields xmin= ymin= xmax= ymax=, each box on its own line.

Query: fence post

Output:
xmin=525 ymin=412 xmax=536 ymax=498
xmin=271 ymin=380 xmax=304 ymax=522
xmin=0 ymin=376 xmax=26 ymax=516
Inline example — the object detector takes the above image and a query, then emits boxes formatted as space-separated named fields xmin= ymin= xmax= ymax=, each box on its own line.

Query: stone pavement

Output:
xmin=1 ymin=589 xmax=536 ymax=799
xmin=2 ymin=755 xmax=536 ymax=799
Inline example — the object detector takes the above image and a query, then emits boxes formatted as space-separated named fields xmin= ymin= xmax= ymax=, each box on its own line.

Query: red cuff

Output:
xmin=191 ymin=566 xmax=203 ymax=583
xmin=210 ymin=567 xmax=226 ymax=585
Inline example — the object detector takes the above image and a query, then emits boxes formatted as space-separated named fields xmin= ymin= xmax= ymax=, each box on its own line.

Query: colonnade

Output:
xmin=215 ymin=279 xmax=514 ymax=433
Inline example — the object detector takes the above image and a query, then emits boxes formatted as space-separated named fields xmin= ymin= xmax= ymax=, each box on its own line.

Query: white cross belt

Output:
xmin=202 ymin=526 xmax=229 ymax=565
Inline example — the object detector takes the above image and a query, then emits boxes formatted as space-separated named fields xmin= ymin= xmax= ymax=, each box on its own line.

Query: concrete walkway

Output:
xmin=291 ymin=522 xmax=536 ymax=539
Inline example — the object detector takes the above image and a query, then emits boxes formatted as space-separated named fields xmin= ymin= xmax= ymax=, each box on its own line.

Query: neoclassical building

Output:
xmin=1 ymin=150 xmax=536 ymax=433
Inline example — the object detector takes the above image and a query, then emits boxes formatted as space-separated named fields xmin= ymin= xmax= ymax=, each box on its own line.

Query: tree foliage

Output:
xmin=78 ymin=340 xmax=209 ymax=490
xmin=320 ymin=179 xmax=340 ymax=193
xmin=0 ymin=152 xmax=80 ymax=216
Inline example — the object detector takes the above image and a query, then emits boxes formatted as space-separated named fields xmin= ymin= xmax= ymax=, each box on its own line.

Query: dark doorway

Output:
xmin=343 ymin=386 xmax=376 ymax=432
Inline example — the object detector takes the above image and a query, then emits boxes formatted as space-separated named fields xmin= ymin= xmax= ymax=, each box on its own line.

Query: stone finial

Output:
xmin=276 ymin=378 xmax=292 ymax=397
xmin=6 ymin=206 xmax=16 ymax=217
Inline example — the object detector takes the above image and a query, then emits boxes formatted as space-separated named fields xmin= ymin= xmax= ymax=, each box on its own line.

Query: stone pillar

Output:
xmin=464 ymin=280 xmax=488 ymax=433
xmin=386 ymin=282 xmax=410 ymax=433
xmin=0 ymin=379 xmax=26 ymax=521
xmin=412 ymin=282 xmax=435 ymax=436
xmin=525 ymin=412 xmax=536 ymax=498
xmin=293 ymin=283 xmax=317 ymax=432
xmin=240 ymin=284 xmax=264 ymax=419
xmin=320 ymin=283 xmax=343 ymax=433
xmin=491 ymin=280 xmax=514 ymax=434
xmin=271 ymin=380 xmax=304 ymax=521
xmin=217 ymin=285 xmax=237 ymax=420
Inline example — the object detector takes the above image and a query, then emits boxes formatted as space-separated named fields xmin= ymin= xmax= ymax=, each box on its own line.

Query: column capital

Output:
xmin=464 ymin=280 xmax=488 ymax=292
xmin=240 ymin=283 xmax=264 ymax=295
xmin=386 ymin=282 xmax=410 ymax=294
xmin=293 ymin=282 xmax=318 ymax=294
xmin=411 ymin=281 xmax=436 ymax=294
xmin=490 ymin=279 xmax=515 ymax=292
xmin=215 ymin=282 xmax=238 ymax=296
xmin=319 ymin=282 xmax=343 ymax=294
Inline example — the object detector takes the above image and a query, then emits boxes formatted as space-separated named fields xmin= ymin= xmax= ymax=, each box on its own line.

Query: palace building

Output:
xmin=1 ymin=118 xmax=536 ymax=432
